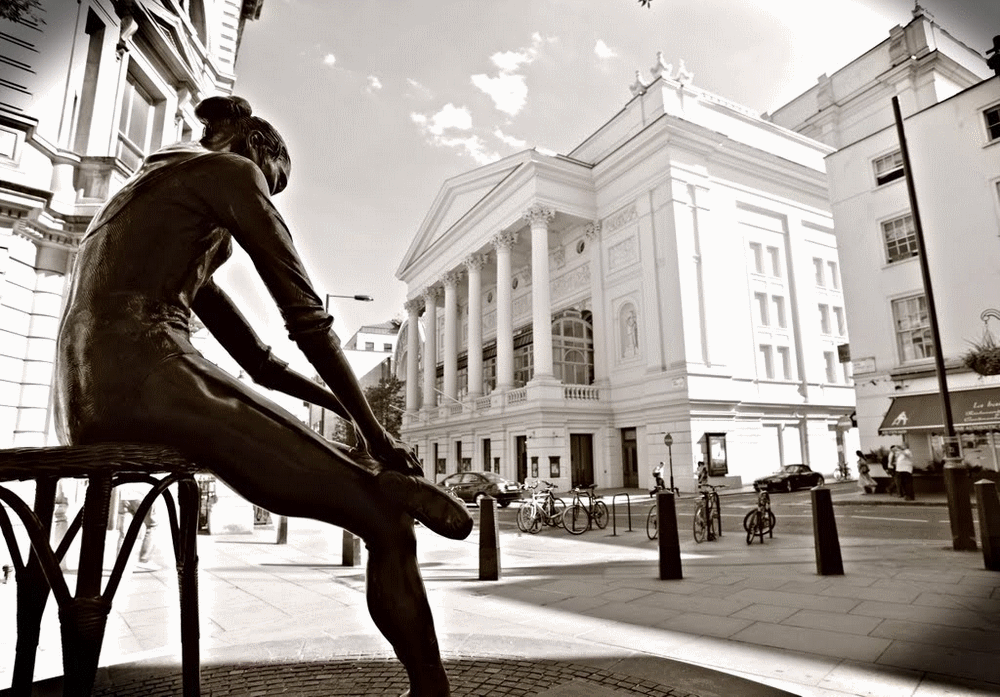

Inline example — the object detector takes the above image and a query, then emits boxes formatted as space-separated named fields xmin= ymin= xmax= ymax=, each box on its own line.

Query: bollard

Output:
xmin=974 ymin=480 xmax=1000 ymax=571
xmin=657 ymin=491 xmax=682 ymax=580
xmin=342 ymin=529 xmax=361 ymax=566
xmin=275 ymin=515 xmax=288 ymax=544
xmin=944 ymin=464 xmax=978 ymax=551
xmin=811 ymin=487 xmax=844 ymax=576
xmin=479 ymin=495 xmax=500 ymax=580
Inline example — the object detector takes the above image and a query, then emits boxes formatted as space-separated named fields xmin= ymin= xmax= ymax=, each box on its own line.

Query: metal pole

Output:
xmin=667 ymin=443 xmax=674 ymax=492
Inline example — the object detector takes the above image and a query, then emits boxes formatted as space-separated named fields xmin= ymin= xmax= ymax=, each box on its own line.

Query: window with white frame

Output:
xmin=892 ymin=294 xmax=934 ymax=363
xmin=827 ymin=260 xmax=840 ymax=289
xmin=117 ymin=74 xmax=158 ymax=171
xmin=986 ymin=105 xmax=1000 ymax=142
xmin=818 ymin=304 xmax=831 ymax=334
xmin=749 ymin=242 xmax=764 ymax=273
xmin=758 ymin=344 xmax=774 ymax=380
xmin=754 ymin=292 xmax=769 ymax=326
xmin=873 ymin=149 xmax=905 ymax=185
xmin=772 ymin=296 xmax=786 ymax=328
xmin=833 ymin=306 xmax=846 ymax=336
xmin=777 ymin=346 xmax=792 ymax=380
xmin=824 ymin=351 xmax=838 ymax=383
xmin=813 ymin=257 xmax=824 ymax=286
xmin=767 ymin=246 xmax=782 ymax=277
xmin=882 ymin=214 xmax=919 ymax=263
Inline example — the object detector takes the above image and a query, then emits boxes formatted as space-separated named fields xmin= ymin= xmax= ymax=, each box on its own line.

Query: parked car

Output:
xmin=753 ymin=464 xmax=825 ymax=493
xmin=436 ymin=472 xmax=523 ymax=507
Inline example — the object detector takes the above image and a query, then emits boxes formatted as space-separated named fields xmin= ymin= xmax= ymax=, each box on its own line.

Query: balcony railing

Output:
xmin=406 ymin=382 xmax=602 ymax=428
xmin=506 ymin=388 xmax=527 ymax=405
xmin=564 ymin=385 xmax=600 ymax=400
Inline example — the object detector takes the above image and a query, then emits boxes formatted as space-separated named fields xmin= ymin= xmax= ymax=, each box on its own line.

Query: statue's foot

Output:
xmin=379 ymin=471 xmax=473 ymax=540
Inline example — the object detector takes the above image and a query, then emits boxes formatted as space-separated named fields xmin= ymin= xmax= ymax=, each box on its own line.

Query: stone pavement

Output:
xmin=2 ymin=482 xmax=999 ymax=696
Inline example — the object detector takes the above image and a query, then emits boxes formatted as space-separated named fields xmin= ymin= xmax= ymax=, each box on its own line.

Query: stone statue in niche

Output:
xmin=622 ymin=305 xmax=639 ymax=358
xmin=53 ymin=95 xmax=471 ymax=697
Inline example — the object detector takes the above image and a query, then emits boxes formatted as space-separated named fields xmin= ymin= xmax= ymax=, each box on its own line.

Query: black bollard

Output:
xmin=944 ymin=464 xmax=978 ymax=551
xmin=479 ymin=495 xmax=500 ymax=580
xmin=974 ymin=480 xmax=1000 ymax=571
xmin=275 ymin=514 xmax=288 ymax=544
xmin=657 ymin=491 xmax=682 ymax=580
xmin=342 ymin=529 xmax=361 ymax=566
xmin=811 ymin=487 xmax=844 ymax=576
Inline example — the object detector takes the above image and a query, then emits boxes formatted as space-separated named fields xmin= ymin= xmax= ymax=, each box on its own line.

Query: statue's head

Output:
xmin=195 ymin=96 xmax=291 ymax=195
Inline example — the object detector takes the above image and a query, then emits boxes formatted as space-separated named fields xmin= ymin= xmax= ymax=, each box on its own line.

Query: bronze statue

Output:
xmin=53 ymin=95 xmax=472 ymax=697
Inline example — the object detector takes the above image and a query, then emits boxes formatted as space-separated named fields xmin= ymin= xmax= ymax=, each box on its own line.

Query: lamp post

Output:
xmin=663 ymin=433 xmax=674 ymax=492
xmin=317 ymin=292 xmax=374 ymax=441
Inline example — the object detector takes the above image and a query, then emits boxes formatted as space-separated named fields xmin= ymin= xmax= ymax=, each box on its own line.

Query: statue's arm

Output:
xmin=191 ymin=280 xmax=354 ymax=422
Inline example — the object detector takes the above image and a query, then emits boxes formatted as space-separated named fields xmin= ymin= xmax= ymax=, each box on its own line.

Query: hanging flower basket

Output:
xmin=963 ymin=330 xmax=1000 ymax=375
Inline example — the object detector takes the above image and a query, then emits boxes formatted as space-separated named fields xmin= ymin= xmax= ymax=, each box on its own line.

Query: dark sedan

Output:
xmin=437 ymin=471 xmax=523 ymax=507
xmin=753 ymin=464 xmax=825 ymax=493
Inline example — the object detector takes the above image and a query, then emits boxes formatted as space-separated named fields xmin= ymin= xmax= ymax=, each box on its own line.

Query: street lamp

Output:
xmin=663 ymin=433 xmax=674 ymax=493
xmin=325 ymin=293 xmax=373 ymax=312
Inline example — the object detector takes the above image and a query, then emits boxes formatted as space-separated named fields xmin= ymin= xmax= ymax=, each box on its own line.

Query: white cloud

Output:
xmin=471 ymin=72 xmax=528 ymax=117
xmin=323 ymin=53 xmax=336 ymax=67
xmin=411 ymin=105 xmax=500 ymax=165
xmin=415 ymin=103 xmax=472 ymax=135
xmin=493 ymin=128 xmax=525 ymax=148
xmin=594 ymin=39 xmax=617 ymax=59
xmin=405 ymin=78 xmax=433 ymax=100
xmin=366 ymin=75 xmax=383 ymax=92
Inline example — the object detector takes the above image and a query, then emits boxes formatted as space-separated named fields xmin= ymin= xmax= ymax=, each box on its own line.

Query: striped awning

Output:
xmin=879 ymin=387 xmax=1000 ymax=434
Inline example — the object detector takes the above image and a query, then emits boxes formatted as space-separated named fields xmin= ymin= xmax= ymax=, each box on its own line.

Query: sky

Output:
xmin=220 ymin=0 xmax=1000 ymax=369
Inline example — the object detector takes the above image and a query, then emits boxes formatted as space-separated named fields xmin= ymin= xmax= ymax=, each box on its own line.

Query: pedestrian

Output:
xmin=652 ymin=462 xmax=665 ymax=492
xmin=116 ymin=482 xmax=159 ymax=570
xmin=53 ymin=95 xmax=471 ymax=697
xmin=856 ymin=450 xmax=876 ymax=494
xmin=886 ymin=446 xmax=899 ymax=496
xmin=697 ymin=460 xmax=708 ymax=488
xmin=895 ymin=444 xmax=915 ymax=501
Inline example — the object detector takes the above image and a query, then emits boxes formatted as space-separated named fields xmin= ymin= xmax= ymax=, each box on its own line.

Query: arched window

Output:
xmin=553 ymin=309 xmax=594 ymax=385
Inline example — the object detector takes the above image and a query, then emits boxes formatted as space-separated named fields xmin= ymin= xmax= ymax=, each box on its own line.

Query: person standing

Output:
xmin=895 ymin=444 xmax=915 ymax=501
xmin=116 ymin=482 xmax=159 ymax=570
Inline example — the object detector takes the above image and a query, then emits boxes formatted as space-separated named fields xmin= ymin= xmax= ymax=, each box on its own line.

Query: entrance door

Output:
xmin=621 ymin=428 xmax=638 ymax=488
xmin=516 ymin=435 xmax=528 ymax=483
xmin=570 ymin=433 xmax=594 ymax=487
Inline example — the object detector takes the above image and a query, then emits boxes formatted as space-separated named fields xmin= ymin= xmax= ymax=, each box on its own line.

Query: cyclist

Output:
xmin=651 ymin=462 xmax=665 ymax=494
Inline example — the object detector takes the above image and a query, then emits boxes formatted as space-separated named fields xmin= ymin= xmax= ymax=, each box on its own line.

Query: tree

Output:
xmin=364 ymin=374 xmax=405 ymax=440
xmin=1 ymin=0 xmax=44 ymax=24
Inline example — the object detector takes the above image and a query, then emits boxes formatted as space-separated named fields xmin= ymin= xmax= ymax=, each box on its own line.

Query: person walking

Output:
xmin=856 ymin=450 xmax=876 ymax=494
xmin=895 ymin=444 xmax=915 ymax=501
xmin=116 ymin=482 xmax=159 ymax=570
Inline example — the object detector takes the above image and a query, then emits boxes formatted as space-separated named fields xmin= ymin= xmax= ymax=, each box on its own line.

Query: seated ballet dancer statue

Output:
xmin=53 ymin=95 xmax=472 ymax=697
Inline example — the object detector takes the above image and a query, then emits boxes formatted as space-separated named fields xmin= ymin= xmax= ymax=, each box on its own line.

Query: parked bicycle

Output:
xmin=562 ymin=484 xmax=609 ymax=535
xmin=693 ymin=483 xmax=724 ymax=543
xmin=516 ymin=480 xmax=566 ymax=534
xmin=833 ymin=460 xmax=852 ymax=482
xmin=743 ymin=489 xmax=776 ymax=544
xmin=646 ymin=471 xmax=680 ymax=540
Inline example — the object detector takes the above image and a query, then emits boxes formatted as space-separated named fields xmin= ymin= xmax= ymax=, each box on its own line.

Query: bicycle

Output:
xmin=562 ymin=484 xmax=609 ymax=535
xmin=743 ymin=490 xmax=776 ymax=544
xmin=646 ymin=473 xmax=680 ymax=540
xmin=516 ymin=481 xmax=566 ymax=534
xmin=833 ymin=461 xmax=852 ymax=482
xmin=692 ymin=484 xmax=724 ymax=543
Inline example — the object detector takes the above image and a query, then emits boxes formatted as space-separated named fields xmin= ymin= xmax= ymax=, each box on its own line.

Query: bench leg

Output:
xmin=177 ymin=477 xmax=201 ymax=696
xmin=10 ymin=477 xmax=56 ymax=696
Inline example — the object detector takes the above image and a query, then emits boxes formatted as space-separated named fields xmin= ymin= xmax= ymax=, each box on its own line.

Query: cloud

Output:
xmin=366 ymin=75 xmax=382 ymax=93
xmin=594 ymin=39 xmax=617 ymax=59
xmin=493 ymin=128 xmax=525 ymax=148
xmin=412 ymin=103 xmax=472 ymax=135
xmin=405 ymin=78 xmax=433 ymax=100
xmin=411 ymin=104 xmax=500 ymax=165
xmin=471 ymin=32 xmax=552 ymax=117
xmin=323 ymin=53 xmax=336 ymax=67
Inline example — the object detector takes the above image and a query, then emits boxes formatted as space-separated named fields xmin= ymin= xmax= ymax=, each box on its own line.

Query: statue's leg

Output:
xmin=366 ymin=514 xmax=450 ymax=697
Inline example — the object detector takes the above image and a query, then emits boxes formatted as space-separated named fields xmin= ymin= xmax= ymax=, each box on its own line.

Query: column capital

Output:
xmin=440 ymin=270 xmax=464 ymax=288
xmin=421 ymin=286 xmax=441 ymax=303
xmin=463 ymin=252 xmax=488 ymax=271
xmin=523 ymin=205 xmax=555 ymax=227
xmin=491 ymin=230 xmax=519 ymax=251
xmin=584 ymin=220 xmax=602 ymax=240
xmin=404 ymin=298 xmax=424 ymax=315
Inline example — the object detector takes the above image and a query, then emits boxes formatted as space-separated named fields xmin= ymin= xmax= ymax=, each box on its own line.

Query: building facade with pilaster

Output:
xmin=0 ymin=0 xmax=263 ymax=448
xmin=396 ymin=58 xmax=856 ymax=492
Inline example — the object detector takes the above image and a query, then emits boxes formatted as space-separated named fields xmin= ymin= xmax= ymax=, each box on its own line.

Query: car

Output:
xmin=436 ymin=471 xmax=523 ymax=507
xmin=753 ymin=464 xmax=825 ymax=493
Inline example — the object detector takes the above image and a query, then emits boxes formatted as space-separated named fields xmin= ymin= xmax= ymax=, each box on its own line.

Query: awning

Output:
xmin=879 ymin=387 xmax=1000 ymax=434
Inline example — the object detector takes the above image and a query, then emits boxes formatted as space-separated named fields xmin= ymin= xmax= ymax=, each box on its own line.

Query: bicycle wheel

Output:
xmin=545 ymin=496 xmax=566 ymax=526
xmin=646 ymin=505 xmax=658 ymax=540
xmin=517 ymin=502 xmax=541 ymax=534
xmin=563 ymin=503 xmax=590 ymax=535
xmin=764 ymin=510 xmax=776 ymax=535
xmin=516 ymin=502 xmax=532 ymax=532
xmin=693 ymin=503 xmax=707 ymax=543
xmin=745 ymin=510 xmax=760 ymax=544
xmin=593 ymin=500 xmax=609 ymax=529
xmin=711 ymin=492 xmax=722 ymax=538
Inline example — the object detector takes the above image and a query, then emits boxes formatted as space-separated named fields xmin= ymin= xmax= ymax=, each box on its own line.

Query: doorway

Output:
xmin=621 ymin=428 xmax=638 ymax=488
xmin=516 ymin=435 xmax=528 ymax=483
xmin=570 ymin=433 xmax=594 ymax=487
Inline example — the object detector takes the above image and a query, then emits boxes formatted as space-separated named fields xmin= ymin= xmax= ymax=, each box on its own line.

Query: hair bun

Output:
xmin=194 ymin=95 xmax=253 ymax=125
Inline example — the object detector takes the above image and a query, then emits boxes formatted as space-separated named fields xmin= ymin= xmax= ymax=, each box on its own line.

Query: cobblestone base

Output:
xmin=91 ymin=657 xmax=702 ymax=696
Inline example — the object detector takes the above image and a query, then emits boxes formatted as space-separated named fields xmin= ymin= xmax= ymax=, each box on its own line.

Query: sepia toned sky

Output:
xmin=219 ymin=0 xmax=1000 ymax=368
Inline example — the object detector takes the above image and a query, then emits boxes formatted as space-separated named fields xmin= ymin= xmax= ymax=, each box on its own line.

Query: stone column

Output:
xmin=442 ymin=271 xmax=462 ymax=403
xmin=464 ymin=254 xmax=487 ymax=398
xmin=525 ymin=205 xmax=556 ymax=380
xmin=585 ymin=221 xmax=608 ymax=384
xmin=404 ymin=297 xmax=422 ymax=413
xmin=491 ymin=231 xmax=518 ymax=390
xmin=421 ymin=286 xmax=439 ymax=409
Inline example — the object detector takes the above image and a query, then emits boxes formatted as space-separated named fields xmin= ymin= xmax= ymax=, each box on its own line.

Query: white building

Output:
xmin=770 ymin=6 xmax=998 ymax=470
xmin=395 ymin=58 xmax=855 ymax=491
xmin=0 ymin=0 xmax=264 ymax=447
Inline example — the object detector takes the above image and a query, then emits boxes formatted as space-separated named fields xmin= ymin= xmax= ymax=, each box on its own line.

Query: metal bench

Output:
xmin=0 ymin=443 xmax=203 ymax=696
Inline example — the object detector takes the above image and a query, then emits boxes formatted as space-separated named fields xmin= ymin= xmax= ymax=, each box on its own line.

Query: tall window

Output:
xmin=554 ymin=310 xmax=594 ymax=385
xmin=758 ymin=344 xmax=774 ymax=380
xmin=772 ymin=296 xmax=787 ymax=328
xmin=513 ymin=344 xmax=533 ymax=386
xmin=777 ymin=346 xmax=792 ymax=380
xmin=873 ymin=149 xmax=905 ymax=185
xmin=767 ymin=246 xmax=782 ymax=277
xmin=818 ymin=304 xmax=831 ymax=335
xmin=882 ymin=214 xmax=918 ymax=263
xmin=754 ymin=292 xmax=769 ymax=326
xmin=833 ymin=306 xmax=846 ymax=336
xmin=482 ymin=354 xmax=496 ymax=393
xmin=824 ymin=351 xmax=838 ymax=383
xmin=827 ymin=261 xmax=840 ymax=289
xmin=749 ymin=242 xmax=764 ymax=273
xmin=117 ymin=75 xmax=156 ymax=170
xmin=892 ymin=295 xmax=933 ymax=363
xmin=813 ymin=257 xmax=824 ymax=286
xmin=985 ymin=105 xmax=1000 ymax=142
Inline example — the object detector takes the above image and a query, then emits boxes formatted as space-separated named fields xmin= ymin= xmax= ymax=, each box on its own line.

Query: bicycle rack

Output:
xmin=610 ymin=493 xmax=632 ymax=536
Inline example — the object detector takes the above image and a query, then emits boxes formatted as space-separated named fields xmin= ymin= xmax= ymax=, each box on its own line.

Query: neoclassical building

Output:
xmin=0 ymin=0 xmax=263 ymax=447
xmin=396 ymin=57 xmax=856 ymax=491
